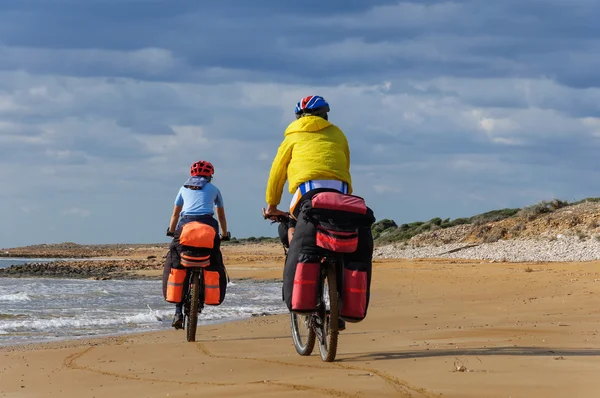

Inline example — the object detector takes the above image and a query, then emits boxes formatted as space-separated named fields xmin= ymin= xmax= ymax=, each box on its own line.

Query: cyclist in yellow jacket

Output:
xmin=263 ymin=95 xmax=352 ymax=241
xmin=263 ymin=95 xmax=357 ymax=331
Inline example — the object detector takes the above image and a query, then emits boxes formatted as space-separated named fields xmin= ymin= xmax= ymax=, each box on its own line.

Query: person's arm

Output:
xmin=265 ymin=137 xmax=294 ymax=207
xmin=169 ymin=188 xmax=184 ymax=233
xmin=214 ymin=190 xmax=228 ymax=237
xmin=216 ymin=207 xmax=227 ymax=237
xmin=169 ymin=205 xmax=182 ymax=233
xmin=344 ymin=138 xmax=351 ymax=169
xmin=342 ymin=135 xmax=353 ymax=195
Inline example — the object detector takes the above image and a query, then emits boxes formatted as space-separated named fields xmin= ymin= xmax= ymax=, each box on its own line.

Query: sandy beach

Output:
xmin=1 ymin=244 xmax=600 ymax=398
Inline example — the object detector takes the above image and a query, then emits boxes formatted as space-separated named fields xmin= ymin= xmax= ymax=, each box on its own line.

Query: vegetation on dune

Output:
xmin=516 ymin=199 xmax=569 ymax=221
xmin=229 ymin=197 xmax=600 ymax=246
xmin=223 ymin=236 xmax=279 ymax=245
xmin=373 ymin=197 xmax=600 ymax=244
xmin=6 ymin=198 xmax=599 ymax=251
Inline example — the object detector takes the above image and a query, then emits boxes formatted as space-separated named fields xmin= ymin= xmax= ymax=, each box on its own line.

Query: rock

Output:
xmin=0 ymin=258 xmax=162 ymax=280
xmin=375 ymin=236 xmax=600 ymax=262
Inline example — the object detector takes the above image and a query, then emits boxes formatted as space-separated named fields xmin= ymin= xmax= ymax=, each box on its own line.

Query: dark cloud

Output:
xmin=2 ymin=1 xmax=600 ymax=246
xmin=1 ymin=0 xmax=599 ymax=88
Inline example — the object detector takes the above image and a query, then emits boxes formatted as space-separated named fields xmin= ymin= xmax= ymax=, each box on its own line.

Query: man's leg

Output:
xmin=164 ymin=238 xmax=185 ymax=329
xmin=283 ymin=229 xmax=301 ymax=310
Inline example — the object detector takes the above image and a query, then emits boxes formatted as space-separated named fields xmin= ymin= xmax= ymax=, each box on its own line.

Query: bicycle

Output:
xmin=167 ymin=228 xmax=230 ymax=343
xmin=265 ymin=214 xmax=341 ymax=362
xmin=182 ymin=265 xmax=205 ymax=342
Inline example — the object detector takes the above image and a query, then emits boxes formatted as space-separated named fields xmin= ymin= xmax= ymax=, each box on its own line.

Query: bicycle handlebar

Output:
xmin=167 ymin=227 xmax=231 ymax=241
xmin=263 ymin=212 xmax=290 ymax=224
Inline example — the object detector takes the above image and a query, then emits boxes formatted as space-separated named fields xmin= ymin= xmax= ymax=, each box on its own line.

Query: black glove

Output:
xmin=166 ymin=227 xmax=174 ymax=238
xmin=220 ymin=231 xmax=231 ymax=241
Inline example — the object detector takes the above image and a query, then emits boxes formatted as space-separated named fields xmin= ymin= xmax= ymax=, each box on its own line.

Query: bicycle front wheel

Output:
xmin=318 ymin=264 xmax=339 ymax=362
xmin=290 ymin=312 xmax=316 ymax=356
xmin=186 ymin=271 xmax=200 ymax=342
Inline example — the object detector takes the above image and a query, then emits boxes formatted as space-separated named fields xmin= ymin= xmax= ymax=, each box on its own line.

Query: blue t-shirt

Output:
xmin=174 ymin=183 xmax=224 ymax=216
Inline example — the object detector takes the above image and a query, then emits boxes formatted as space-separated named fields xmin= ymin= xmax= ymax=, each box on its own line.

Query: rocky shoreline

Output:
xmin=375 ymin=235 xmax=600 ymax=262
xmin=0 ymin=258 xmax=163 ymax=280
xmin=0 ymin=242 xmax=169 ymax=259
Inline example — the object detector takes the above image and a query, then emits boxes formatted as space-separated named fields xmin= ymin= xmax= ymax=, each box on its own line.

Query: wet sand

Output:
xmin=1 ymin=244 xmax=599 ymax=397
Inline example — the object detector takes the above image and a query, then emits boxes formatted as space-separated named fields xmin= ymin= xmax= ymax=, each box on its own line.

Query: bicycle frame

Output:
xmin=183 ymin=268 xmax=204 ymax=331
xmin=314 ymin=257 xmax=341 ymax=337
xmin=266 ymin=213 xmax=343 ymax=361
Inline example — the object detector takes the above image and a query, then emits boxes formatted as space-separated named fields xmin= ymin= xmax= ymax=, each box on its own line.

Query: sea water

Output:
xmin=0 ymin=258 xmax=56 ymax=269
xmin=0 ymin=277 xmax=286 ymax=346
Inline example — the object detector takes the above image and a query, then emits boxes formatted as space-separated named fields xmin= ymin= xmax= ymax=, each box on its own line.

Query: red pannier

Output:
xmin=310 ymin=192 xmax=368 ymax=254
xmin=291 ymin=261 xmax=320 ymax=312
xmin=311 ymin=192 xmax=368 ymax=214
xmin=315 ymin=224 xmax=359 ymax=253
xmin=340 ymin=268 xmax=368 ymax=322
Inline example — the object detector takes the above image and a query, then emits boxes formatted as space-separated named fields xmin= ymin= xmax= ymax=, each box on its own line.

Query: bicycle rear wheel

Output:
xmin=186 ymin=271 xmax=200 ymax=342
xmin=290 ymin=312 xmax=316 ymax=356
xmin=317 ymin=263 xmax=339 ymax=362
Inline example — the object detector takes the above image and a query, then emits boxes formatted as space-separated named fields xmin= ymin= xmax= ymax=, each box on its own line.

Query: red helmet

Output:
xmin=190 ymin=160 xmax=214 ymax=177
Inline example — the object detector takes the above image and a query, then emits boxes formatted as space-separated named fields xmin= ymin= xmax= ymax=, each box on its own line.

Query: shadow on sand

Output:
xmin=339 ymin=346 xmax=600 ymax=362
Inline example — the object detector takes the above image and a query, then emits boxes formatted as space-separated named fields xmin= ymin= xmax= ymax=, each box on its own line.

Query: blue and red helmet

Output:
xmin=294 ymin=95 xmax=330 ymax=116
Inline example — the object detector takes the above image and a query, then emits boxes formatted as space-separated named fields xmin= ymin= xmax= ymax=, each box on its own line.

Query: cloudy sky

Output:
xmin=2 ymin=0 xmax=600 ymax=247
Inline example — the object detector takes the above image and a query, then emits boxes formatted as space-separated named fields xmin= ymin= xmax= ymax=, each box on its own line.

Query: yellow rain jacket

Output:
xmin=266 ymin=116 xmax=352 ymax=206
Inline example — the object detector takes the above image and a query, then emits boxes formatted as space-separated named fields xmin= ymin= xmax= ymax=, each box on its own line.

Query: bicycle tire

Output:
xmin=318 ymin=263 xmax=339 ymax=362
xmin=290 ymin=312 xmax=316 ymax=356
xmin=186 ymin=271 xmax=200 ymax=342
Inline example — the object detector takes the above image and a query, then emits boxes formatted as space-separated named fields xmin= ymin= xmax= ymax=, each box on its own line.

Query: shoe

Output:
xmin=338 ymin=318 xmax=346 ymax=331
xmin=172 ymin=313 xmax=183 ymax=329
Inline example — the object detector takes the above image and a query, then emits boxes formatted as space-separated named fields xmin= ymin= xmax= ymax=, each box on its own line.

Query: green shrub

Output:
xmin=366 ymin=197 xmax=594 ymax=245
xmin=429 ymin=217 xmax=442 ymax=226
xmin=517 ymin=199 xmax=569 ymax=221
xmin=571 ymin=197 xmax=600 ymax=205
xmin=371 ymin=219 xmax=398 ymax=239
xmin=470 ymin=208 xmax=520 ymax=225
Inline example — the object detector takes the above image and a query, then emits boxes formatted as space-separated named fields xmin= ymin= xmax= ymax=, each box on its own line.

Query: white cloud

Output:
xmin=0 ymin=45 xmax=178 ymax=77
xmin=581 ymin=117 xmax=600 ymax=136
xmin=140 ymin=125 xmax=210 ymax=157
xmin=61 ymin=207 xmax=91 ymax=217
xmin=373 ymin=184 xmax=402 ymax=194
xmin=325 ymin=2 xmax=464 ymax=29
xmin=1 ymin=70 xmax=599 ymax=246
xmin=0 ymin=95 xmax=24 ymax=112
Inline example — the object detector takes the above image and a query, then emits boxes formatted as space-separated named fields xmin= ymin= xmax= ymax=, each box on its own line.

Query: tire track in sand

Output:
xmin=196 ymin=342 xmax=438 ymax=397
xmin=62 ymin=335 xmax=437 ymax=397
xmin=62 ymin=343 xmax=354 ymax=397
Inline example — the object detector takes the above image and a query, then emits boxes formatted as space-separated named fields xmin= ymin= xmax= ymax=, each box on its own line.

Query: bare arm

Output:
xmin=169 ymin=205 xmax=182 ymax=233
xmin=216 ymin=207 xmax=228 ymax=237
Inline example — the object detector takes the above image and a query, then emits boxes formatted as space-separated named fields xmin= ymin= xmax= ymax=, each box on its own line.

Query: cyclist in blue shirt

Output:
xmin=167 ymin=160 xmax=228 ymax=236
xmin=165 ymin=160 xmax=230 ymax=328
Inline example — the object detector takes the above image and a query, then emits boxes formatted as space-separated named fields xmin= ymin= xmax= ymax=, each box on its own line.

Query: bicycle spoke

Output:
xmin=318 ymin=262 xmax=339 ymax=362
xmin=290 ymin=312 xmax=316 ymax=356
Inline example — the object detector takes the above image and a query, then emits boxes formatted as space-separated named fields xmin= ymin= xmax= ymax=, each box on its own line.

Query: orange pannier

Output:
xmin=181 ymin=253 xmax=211 ymax=268
xmin=203 ymin=270 xmax=222 ymax=305
xmin=166 ymin=268 xmax=187 ymax=303
xmin=180 ymin=222 xmax=216 ymax=249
